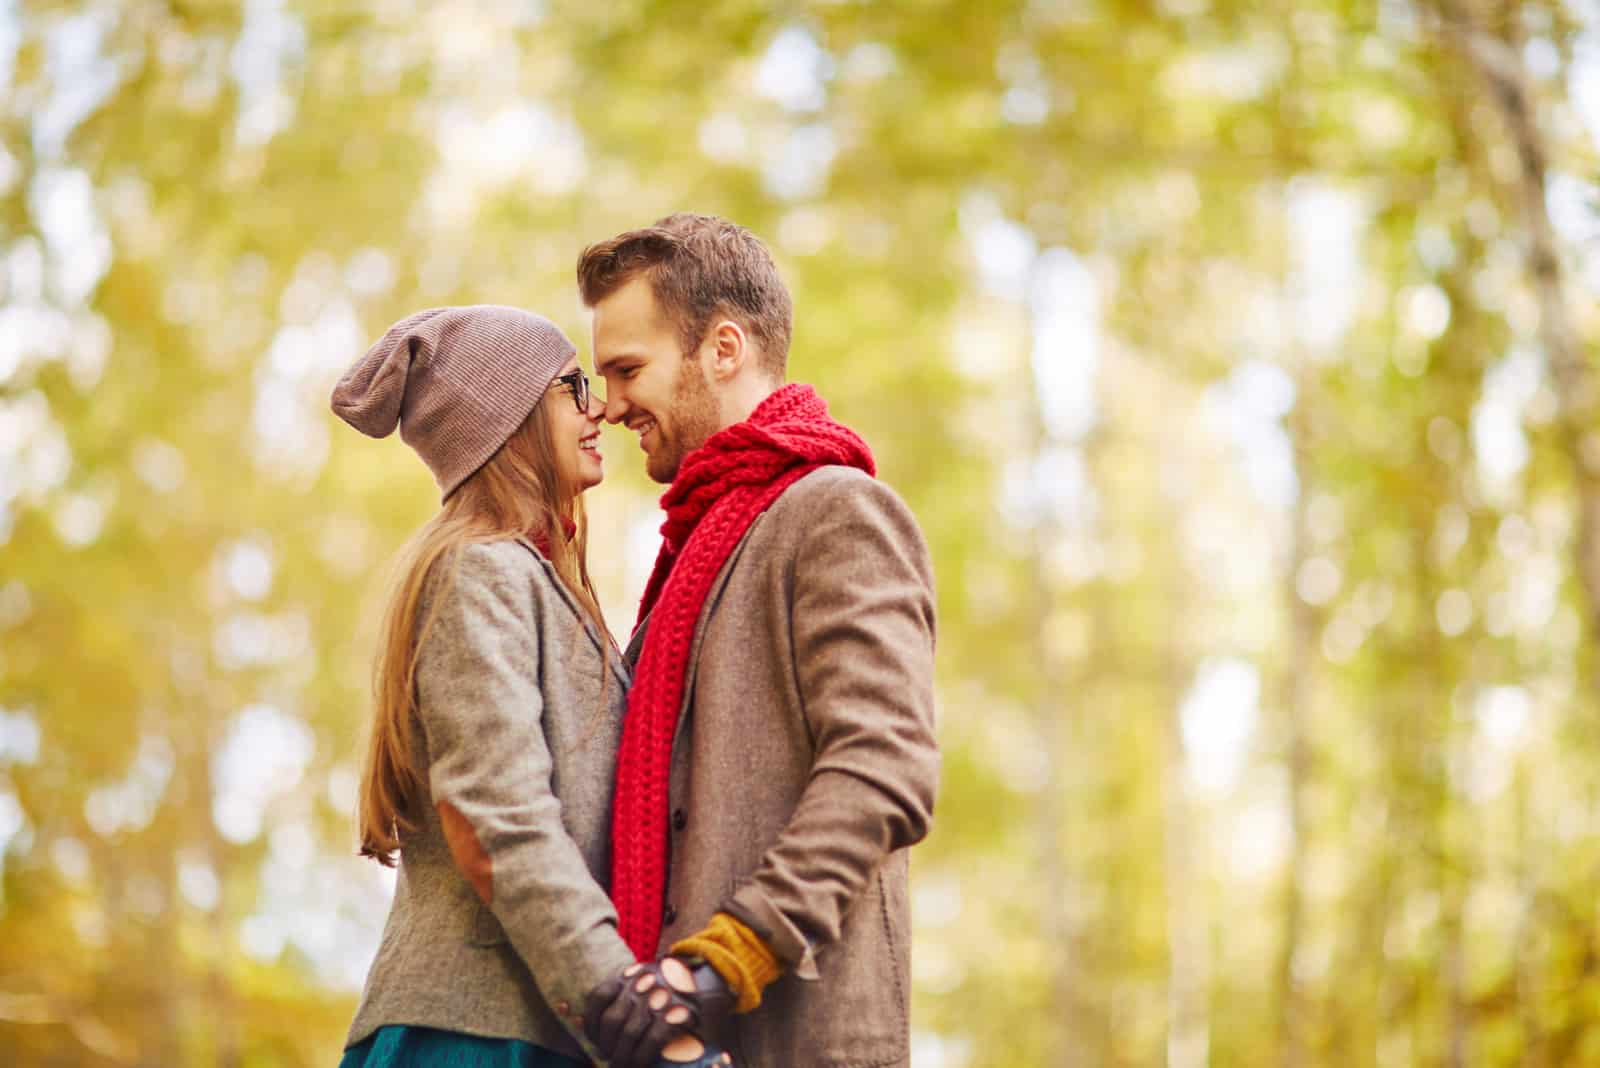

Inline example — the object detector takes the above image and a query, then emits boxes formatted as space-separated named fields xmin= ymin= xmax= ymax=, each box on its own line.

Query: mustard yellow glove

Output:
xmin=670 ymin=912 xmax=782 ymax=1013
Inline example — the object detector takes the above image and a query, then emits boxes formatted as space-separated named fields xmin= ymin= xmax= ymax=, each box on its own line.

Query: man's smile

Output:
xmin=629 ymin=417 xmax=658 ymax=448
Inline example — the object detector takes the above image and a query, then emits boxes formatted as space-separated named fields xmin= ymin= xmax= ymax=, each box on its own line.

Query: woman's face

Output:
xmin=547 ymin=355 xmax=606 ymax=492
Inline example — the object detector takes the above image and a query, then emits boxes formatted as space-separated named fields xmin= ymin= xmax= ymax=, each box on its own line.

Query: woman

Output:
xmin=330 ymin=305 xmax=727 ymax=1068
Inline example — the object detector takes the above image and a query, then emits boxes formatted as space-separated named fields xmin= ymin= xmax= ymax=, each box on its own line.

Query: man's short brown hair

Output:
xmin=576 ymin=213 xmax=793 ymax=378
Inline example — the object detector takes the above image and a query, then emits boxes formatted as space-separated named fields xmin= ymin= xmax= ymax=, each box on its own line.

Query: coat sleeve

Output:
xmin=722 ymin=476 xmax=940 ymax=978
xmin=415 ymin=544 xmax=636 ymax=1032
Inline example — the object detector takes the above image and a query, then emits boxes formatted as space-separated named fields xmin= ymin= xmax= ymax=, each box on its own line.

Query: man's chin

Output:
xmin=644 ymin=446 xmax=679 ymax=484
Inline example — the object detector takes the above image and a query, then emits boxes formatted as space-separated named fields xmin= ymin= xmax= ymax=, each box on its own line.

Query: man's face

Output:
xmin=592 ymin=277 xmax=722 ymax=484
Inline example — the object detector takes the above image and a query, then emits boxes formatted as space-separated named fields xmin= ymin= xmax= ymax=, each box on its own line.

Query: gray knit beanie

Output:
xmin=331 ymin=304 xmax=576 ymax=500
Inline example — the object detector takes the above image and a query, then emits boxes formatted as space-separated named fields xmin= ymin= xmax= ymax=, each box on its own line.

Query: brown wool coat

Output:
xmin=346 ymin=538 xmax=635 ymax=1061
xmin=627 ymin=466 xmax=940 ymax=1068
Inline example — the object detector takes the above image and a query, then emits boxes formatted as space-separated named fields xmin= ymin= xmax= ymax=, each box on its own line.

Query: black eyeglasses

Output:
xmin=551 ymin=370 xmax=591 ymax=413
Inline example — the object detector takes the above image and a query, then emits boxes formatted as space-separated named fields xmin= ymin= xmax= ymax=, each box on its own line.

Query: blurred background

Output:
xmin=2 ymin=0 xmax=1599 ymax=1064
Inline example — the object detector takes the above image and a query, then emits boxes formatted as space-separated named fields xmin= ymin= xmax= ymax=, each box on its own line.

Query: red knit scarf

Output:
xmin=611 ymin=384 xmax=875 ymax=959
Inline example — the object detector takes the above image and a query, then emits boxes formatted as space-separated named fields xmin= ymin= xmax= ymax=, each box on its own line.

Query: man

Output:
xmin=576 ymin=214 xmax=940 ymax=1068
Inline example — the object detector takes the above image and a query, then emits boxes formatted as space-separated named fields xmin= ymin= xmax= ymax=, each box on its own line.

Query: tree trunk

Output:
xmin=1160 ymin=485 xmax=1209 ymax=1068
xmin=1434 ymin=0 xmax=1600 ymax=671
xmin=1274 ymin=393 xmax=1315 ymax=1068
xmin=1026 ymin=266 xmax=1090 ymax=1067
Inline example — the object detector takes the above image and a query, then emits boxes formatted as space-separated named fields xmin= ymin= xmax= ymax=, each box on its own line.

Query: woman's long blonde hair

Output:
xmin=357 ymin=396 xmax=610 ymax=865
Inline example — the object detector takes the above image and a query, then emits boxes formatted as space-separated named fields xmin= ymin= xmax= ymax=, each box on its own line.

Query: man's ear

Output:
xmin=708 ymin=319 xmax=749 ymax=382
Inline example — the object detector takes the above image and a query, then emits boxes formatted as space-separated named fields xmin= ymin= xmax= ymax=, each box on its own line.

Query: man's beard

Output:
xmin=649 ymin=356 xmax=722 ymax=484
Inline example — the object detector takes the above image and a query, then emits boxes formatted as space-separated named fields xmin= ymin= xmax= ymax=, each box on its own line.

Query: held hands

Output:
xmin=584 ymin=956 xmax=736 ymax=1068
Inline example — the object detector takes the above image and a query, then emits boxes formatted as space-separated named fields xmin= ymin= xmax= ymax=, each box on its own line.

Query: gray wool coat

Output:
xmin=346 ymin=537 xmax=636 ymax=1061
xmin=628 ymin=465 xmax=940 ymax=1068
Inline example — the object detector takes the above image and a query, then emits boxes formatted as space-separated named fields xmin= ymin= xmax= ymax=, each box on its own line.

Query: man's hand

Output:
xmin=584 ymin=957 xmax=736 ymax=1068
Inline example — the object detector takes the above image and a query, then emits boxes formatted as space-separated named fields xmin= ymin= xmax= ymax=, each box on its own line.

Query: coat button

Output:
xmin=672 ymin=808 xmax=687 ymax=831
xmin=664 ymin=904 xmax=678 ymax=925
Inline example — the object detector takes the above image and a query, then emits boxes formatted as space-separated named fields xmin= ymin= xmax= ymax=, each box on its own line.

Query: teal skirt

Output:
xmin=340 ymin=1026 xmax=587 ymax=1068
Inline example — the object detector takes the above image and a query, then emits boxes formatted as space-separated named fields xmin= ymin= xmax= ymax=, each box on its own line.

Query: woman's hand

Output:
xmin=584 ymin=957 xmax=735 ymax=1068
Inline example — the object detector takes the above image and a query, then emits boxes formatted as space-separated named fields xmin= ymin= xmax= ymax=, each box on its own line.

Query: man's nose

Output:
xmin=602 ymin=390 xmax=627 ymax=425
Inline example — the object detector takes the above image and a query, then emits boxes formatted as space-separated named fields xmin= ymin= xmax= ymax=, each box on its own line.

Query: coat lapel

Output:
xmin=671 ymin=512 xmax=768 ymax=747
xmin=514 ymin=537 xmax=631 ymax=690
xmin=623 ymin=510 xmax=772 ymax=750
xmin=624 ymin=611 xmax=651 ymax=671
